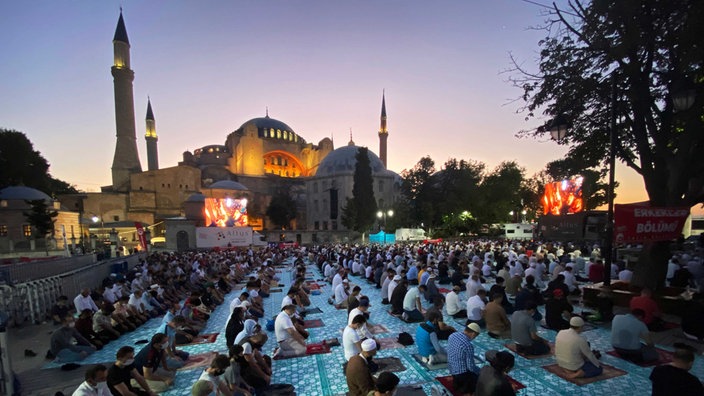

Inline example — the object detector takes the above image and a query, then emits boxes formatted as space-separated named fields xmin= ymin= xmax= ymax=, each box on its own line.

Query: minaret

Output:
xmin=378 ymin=91 xmax=388 ymax=168
xmin=145 ymin=98 xmax=159 ymax=171
xmin=110 ymin=10 xmax=142 ymax=191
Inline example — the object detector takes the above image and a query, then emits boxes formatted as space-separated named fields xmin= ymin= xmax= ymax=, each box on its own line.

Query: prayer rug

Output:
xmin=304 ymin=319 xmax=324 ymax=329
xmin=377 ymin=337 xmax=405 ymax=350
xmin=541 ymin=322 xmax=596 ymax=332
xmin=436 ymin=374 xmax=525 ymax=396
xmin=412 ymin=354 xmax=448 ymax=370
xmin=606 ymin=348 xmax=674 ymax=367
xmin=178 ymin=352 xmax=217 ymax=371
xmin=504 ymin=342 xmax=555 ymax=359
xmin=367 ymin=324 xmax=389 ymax=335
xmin=374 ymin=356 xmax=406 ymax=373
xmin=304 ymin=307 xmax=323 ymax=314
xmin=273 ymin=342 xmax=332 ymax=360
xmin=270 ymin=288 xmax=283 ymax=293
xmin=394 ymin=386 xmax=426 ymax=396
xmin=179 ymin=333 xmax=218 ymax=346
xmin=542 ymin=363 xmax=627 ymax=386
xmin=438 ymin=287 xmax=452 ymax=294
xmin=307 ymin=282 xmax=321 ymax=290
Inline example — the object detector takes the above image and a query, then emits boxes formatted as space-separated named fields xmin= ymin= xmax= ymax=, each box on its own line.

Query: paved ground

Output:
xmin=3 ymin=259 xmax=704 ymax=395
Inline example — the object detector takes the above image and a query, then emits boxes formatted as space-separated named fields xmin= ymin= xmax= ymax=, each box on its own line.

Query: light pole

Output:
xmin=509 ymin=211 xmax=515 ymax=223
xmin=521 ymin=210 xmax=527 ymax=223
xmin=376 ymin=209 xmax=393 ymax=244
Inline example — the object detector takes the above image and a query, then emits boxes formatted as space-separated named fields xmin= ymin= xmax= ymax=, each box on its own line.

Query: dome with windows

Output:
xmin=236 ymin=115 xmax=305 ymax=144
xmin=315 ymin=145 xmax=389 ymax=177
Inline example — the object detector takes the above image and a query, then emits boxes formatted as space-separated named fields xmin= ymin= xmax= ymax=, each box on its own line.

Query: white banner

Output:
xmin=196 ymin=227 xmax=253 ymax=248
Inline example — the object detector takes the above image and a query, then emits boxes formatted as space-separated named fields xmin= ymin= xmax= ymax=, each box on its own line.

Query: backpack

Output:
xmin=397 ymin=332 xmax=414 ymax=346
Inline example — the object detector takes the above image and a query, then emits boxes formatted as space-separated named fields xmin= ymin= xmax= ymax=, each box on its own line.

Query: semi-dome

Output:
xmin=315 ymin=145 xmax=387 ymax=177
xmin=0 ymin=186 xmax=52 ymax=202
xmin=208 ymin=180 xmax=249 ymax=191
xmin=237 ymin=115 xmax=305 ymax=144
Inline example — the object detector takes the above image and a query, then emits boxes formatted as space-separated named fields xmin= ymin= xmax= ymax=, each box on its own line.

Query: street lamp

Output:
xmin=521 ymin=210 xmax=527 ymax=223
xmin=376 ymin=209 xmax=393 ymax=244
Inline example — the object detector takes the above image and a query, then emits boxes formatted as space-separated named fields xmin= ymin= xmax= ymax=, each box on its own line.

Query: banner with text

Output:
xmin=614 ymin=203 xmax=689 ymax=243
xmin=196 ymin=227 xmax=253 ymax=248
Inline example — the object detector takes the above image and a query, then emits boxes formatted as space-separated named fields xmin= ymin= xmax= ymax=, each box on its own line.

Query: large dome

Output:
xmin=315 ymin=145 xmax=387 ymax=177
xmin=208 ymin=180 xmax=249 ymax=191
xmin=237 ymin=115 xmax=305 ymax=144
xmin=0 ymin=186 xmax=52 ymax=202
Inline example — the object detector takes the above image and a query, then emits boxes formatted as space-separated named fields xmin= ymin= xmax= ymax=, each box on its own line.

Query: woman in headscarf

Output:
xmin=234 ymin=319 xmax=260 ymax=345
xmin=225 ymin=307 xmax=246 ymax=350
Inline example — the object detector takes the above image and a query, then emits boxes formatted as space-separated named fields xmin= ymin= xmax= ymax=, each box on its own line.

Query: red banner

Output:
xmin=614 ymin=203 xmax=689 ymax=243
xmin=135 ymin=222 xmax=148 ymax=252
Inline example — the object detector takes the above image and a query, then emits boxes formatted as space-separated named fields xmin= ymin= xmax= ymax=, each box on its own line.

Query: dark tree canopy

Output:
xmin=341 ymin=147 xmax=377 ymax=232
xmin=515 ymin=0 xmax=704 ymax=209
xmin=0 ymin=129 xmax=78 ymax=196
xmin=265 ymin=188 xmax=297 ymax=229
xmin=514 ymin=0 xmax=704 ymax=289
xmin=23 ymin=199 xmax=57 ymax=239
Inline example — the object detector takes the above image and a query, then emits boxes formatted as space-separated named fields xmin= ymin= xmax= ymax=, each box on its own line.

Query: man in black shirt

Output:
xmin=650 ymin=343 xmax=704 ymax=396
xmin=106 ymin=346 xmax=156 ymax=396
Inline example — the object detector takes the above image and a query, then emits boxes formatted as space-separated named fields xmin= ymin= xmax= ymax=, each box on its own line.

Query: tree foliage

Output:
xmin=513 ymin=0 xmax=704 ymax=289
xmin=265 ymin=188 xmax=297 ymax=229
xmin=514 ymin=0 xmax=704 ymax=209
xmin=0 ymin=129 xmax=78 ymax=195
xmin=23 ymin=199 xmax=57 ymax=240
xmin=341 ymin=147 xmax=377 ymax=232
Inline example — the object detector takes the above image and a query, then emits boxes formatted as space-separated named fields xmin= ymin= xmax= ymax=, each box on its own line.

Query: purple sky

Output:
xmin=0 ymin=0 xmax=663 ymax=211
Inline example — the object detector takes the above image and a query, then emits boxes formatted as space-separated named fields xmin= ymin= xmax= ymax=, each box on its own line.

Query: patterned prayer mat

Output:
xmin=304 ymin=307 xmax=323 ymax=314
xmin=606 ymin=348 xmax=674 ymax=367
xmin=377 ymin=337 xmax=405 ymax=350
xmin=304 ymin=319 xmax=325 ymax=329
xmin=542 ymin=363 xmax=627 ymax=386
xmin=178 ymin=352 xmax=217 ymax=371
xmin=436 ymin=374 xmax=525 ymax=396
xmin=273 ymin=342 xmax=332 ymax=360
xmin=504 ymin=342 xmax=555 ymax=359
xmin=367 ymin=324 xmax=389 ymax=335
xmin=374 ymin=356 xmax=406 ymax=373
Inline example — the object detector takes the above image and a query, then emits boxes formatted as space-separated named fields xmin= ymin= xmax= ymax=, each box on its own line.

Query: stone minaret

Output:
xmin=378 ymin=91 xmax=388 ymax=168
xmin=145 ymin=98 xmax=159 ymax=171
xmin=111 ymin=11 xmax=142 ymax=191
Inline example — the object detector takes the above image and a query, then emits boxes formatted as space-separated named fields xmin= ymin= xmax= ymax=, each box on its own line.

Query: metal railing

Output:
xmin=1 ymin=254 xmax=98 ymax=284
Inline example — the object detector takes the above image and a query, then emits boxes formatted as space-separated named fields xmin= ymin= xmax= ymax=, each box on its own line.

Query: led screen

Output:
xmin=204 ymin=198 xmax=248 ymax=227
xmin=542 ymin=176 xmax=584 ymax=215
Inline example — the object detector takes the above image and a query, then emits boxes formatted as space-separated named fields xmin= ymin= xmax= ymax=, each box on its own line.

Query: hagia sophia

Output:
xmin=47 ymin=12 xmax=400 ymax=251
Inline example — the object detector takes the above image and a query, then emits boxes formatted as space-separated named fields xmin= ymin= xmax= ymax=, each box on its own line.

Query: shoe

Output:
xmin=401 ymin=313 xmax=408 ymax=321
xmin=421 ymin=356 xmax=429 ymax=364
xmin=25 ymin=349 xmax=37 ymax=357
xmin=428 ymin=355 xmax=436 ymax=365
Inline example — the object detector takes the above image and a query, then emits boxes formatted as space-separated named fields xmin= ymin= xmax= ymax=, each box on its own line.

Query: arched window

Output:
xmin=277 ymin=129 xmax=281 ymax=139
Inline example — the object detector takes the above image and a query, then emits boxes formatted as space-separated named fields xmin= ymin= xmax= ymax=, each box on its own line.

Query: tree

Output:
xmin=24 ymin=199 xmax=58 ymax=253
xmin=514 ymin=0 xmax=704 ymax=289
xmin=401 ymin=156 xmax=437 ymax=228
xmin=475 ymin=161 xmax=526 ymax=225
xmin=265 ymin=189 xmax=297 ymax=229
xmin=0 ymin=129 xmax=78 ymax=195
xmin=342 ymin=147 xmax=377 ymax=232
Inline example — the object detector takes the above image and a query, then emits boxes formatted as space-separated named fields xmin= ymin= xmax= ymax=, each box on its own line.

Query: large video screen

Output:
xmin=204 ymin=198 xmax=248 ymax=227
xmin=542 ymin=176 xmax=584 ymax=215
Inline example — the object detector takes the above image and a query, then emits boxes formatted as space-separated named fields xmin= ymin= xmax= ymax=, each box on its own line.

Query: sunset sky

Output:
xmin=2 ymin=1 xmax=694 ymax=213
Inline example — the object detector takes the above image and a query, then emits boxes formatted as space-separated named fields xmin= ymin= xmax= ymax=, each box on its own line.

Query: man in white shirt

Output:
xmin=343 ymin=315 xmax=367 ymax=361
xmin=555 ymin=317 xmax=602 ymax=379
xmin=402 ymin=285 xmax=427 ymax=322
xmin=465 ymin=274 xmax=484 ymax=298
xmin=560 ymin=267 xmax=578 ymax=294
xmin=72 ymin=364 xmax=110 ymax=396
xmin=332 ymin=269 xmax=345 ymax=294
xmin=348 ymin=298 xmax=375 ymax=340
xmin=380 ymin=269 xmax=395 ymax=304
xmin=274 ymin=305 xmax=306 ymax=358
xmin=388 ymin=275 xmax=401 ymax=302
xmin=74 ymin=289 xmax=99 ymax=313
xmin=445 ymin=285 xmax=467 ymax=318
xmin=229 ymin=291 xmax=250 ymax=314
xmin=466 ymin=289 xmax=487 ymax=327
xmin=335 ymin=280 xmax=350 ymax=309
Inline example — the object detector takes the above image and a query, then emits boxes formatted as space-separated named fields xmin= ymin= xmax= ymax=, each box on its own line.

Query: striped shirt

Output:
xmin=447 ymin=331 xmax=480 ymax=376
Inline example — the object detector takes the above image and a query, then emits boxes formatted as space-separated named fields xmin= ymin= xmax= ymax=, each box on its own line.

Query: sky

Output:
xmin=2 ymin=0 xmax=690 ymax=213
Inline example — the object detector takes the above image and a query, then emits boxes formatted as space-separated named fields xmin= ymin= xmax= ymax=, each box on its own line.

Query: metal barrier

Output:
xmin=2 ymin=254 xmax=97 ymax=284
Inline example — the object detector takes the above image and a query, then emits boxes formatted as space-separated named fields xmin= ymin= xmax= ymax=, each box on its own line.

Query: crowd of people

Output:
xmin=43 ymin=238 xmax=703 ymax=396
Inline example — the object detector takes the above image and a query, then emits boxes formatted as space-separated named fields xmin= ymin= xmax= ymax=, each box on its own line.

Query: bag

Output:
xmin=261 ymin=383 xmax=295 ymax=396
xmin=266 ymin=319 xmax=275 ymax=332
xmin=397 ymin=332 xmax=414 ymax=346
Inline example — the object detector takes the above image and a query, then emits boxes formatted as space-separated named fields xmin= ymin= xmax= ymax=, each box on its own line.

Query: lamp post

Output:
xmin=376 ymin=209 xmax=393 ymax=244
